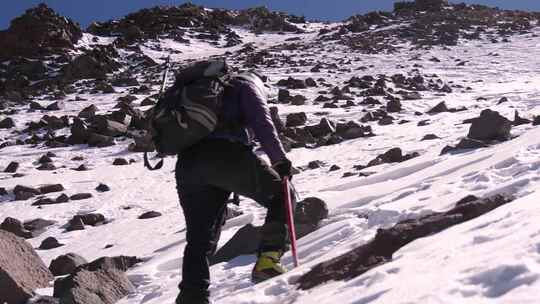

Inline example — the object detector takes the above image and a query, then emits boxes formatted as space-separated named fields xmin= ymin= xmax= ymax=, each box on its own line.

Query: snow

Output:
xmin=1 ymin=21 xmax=540 ymax=304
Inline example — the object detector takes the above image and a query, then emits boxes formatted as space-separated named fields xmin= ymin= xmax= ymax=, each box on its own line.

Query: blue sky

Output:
xmin=1 ymin=0 xmax=539 ymax=30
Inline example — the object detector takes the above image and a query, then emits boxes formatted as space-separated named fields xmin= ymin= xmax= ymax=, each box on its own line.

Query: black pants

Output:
xmin=175 ymin=139 xmax=289 ymax=294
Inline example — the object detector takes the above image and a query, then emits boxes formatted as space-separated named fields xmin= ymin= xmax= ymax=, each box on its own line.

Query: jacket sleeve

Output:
xmin=238 ymin=81 xmax=287 ymax=164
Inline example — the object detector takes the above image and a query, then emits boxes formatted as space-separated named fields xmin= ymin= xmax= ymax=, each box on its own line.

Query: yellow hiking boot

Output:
xmin=251 ymin=251 xmax=287 ymax=283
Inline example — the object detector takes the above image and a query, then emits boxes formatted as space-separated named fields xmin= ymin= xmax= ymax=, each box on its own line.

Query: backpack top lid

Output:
xmin=175 ymin=59 xmax=229 ymax=85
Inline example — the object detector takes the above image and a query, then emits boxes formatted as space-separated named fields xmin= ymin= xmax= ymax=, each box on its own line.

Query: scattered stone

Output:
xmin=307 ymin=160 xmax=323 ymax=169
xmin=294 ymin=197 xmax=329 ymax=238
xmin=49 ymin=253 xmax=88 ymax=276
xmin=4 ymin=161 xmax=19 ymax=173
xmin=0 ymin=230 xmax=54 ymax=304
xmin=297 ymin=194 xmax=514 ymax=290
xmin=112 ymin=158 xmax=129 ymax=166
xmin=533 ymin=116 xmax=540 ymax=126
xmin=95 ymin=183 xmax=110 ymax=192
xmin=1 ymin=217 xmax=34 ymax=238
xmin=0 ymin=188 xmax=7 ymax=196
xmin=421 ymin=134 xmax=440 ymax=141
xmin=55 ymin=193 xmax=70 ymax=203
xmin=497 ymin=97 xmax=509 ymax=104
xmin=0 ymin=117 xmax=15 ymax=129
xmin=286 ymin=112 xmax=308 ymax=127
xmin=467 ymin=109 xmax=512 ymax=141
xmin=36 ymin=163 xmax=57 ymax=171
xmin=39 ymin=184 xmax=65 ymax=194
xmin=23 ymin=218 xmax=56 ymax=235
xmin=78 ymin=105 xmax=98 ymax=119
xmin=70 ymin=193 xmax=93 ymax=201
xmin=367 ymin=148 xmax=419 ymax=167
xmin=291 ymin=95 xmax=307 ymax=106
xmin=441 ymin=138 xmax=489 ymax=155
xmin=329 ymin=165 xmax=341 ymax=171
xmin=386 ymin=99 xmax=402 ymax=113
xmin=138 ymin=211 xmax=162 ymax=219
xmin=39 ymin=237 xmax=64 ymax=250
xmin=46 ymin=101 xmax=65 ymax=111
xmin=427 ymin=101 xmax=449 ymax=114
xmin=73 ymin=164 xmax=89 ymax=171
xmin=14 ymin=185 xmax=41 ymax=201
xmin=38 ymin=155 xmax=53 ymax=164
xmin=65 ymin=217 xmax=85 ymax=232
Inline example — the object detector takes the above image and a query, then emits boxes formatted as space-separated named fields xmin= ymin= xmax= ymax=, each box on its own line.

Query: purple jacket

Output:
xmin=209 ymin=77 xmax=287 ymax=164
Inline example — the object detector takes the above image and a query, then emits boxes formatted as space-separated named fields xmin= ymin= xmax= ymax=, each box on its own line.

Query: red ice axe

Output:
xmin=283 ymin=177 xmax=299 ymax=268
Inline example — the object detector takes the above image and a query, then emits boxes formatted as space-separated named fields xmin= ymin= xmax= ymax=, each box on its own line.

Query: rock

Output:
xmin=75 ymin=214 xmax=106 ymax=226
xmin=291 ymin=95 xmax=307 ymax=106
xmin=427 ymin=101 xmax=449 ymax=114
xmin=68 ymin=118 xmax=89 ymax=145
xmin=46 ymin=101 xmax=65 ymax=111
xmin=55 ymin=193 xmax=70 ymax=203
xmin=0 ymin=230 xmax=54 ymax=304
xmin=0 ymin=3 xmax=82 ymax=59
xmin=305 ymin=78 xmax=317 ymax=87
xmin=78 ymin=105 xmax=98 ymax=119
xmin=14 ymin=185 xmax=41 ymax=201
xmin=38 ymin=155 xmax=53 ymax=164
xmin=4 ymin=161 xmax=19 ymax=173
xmin=210 ymin=224 xmax=261 ymax=265
xmin=441 ymin=138 xmax=489 ymax=155
xmin=95 ymin=183 xmax=110 ymax=192
xmin=70 ymin=193 xmax=93 ymax=201
xmin=49 ymin=253 xmax=88 ymax=276
xmin=138 ymin=211 xmax=162 ymax=219
xmin=39 ymin=237 xmax=64 ymax=250
xmin=367 ymin=148 xmax=419 ymax=167
xmin=329 ymin=165 xmax=341 ymax=171
xmin=277 ymin=77 xmax=307 ymax=89
xmin=23 ymin=218 xmax=56 ymax=235
xmin=534 ymin=116 xmax=540 ymax=126
xmin=86 ymin=132 xmax=114 ymax=147
xmin=37 ymin=163 xmax=57 ymax=171
xmin=306 ymin=118 xmax=336 ymax=138
xmin=73 ymin=164 xmax=89 ymax=171
xmin=468 ymin=109 xmax=512 ymax=141
xmin=286 ymin=112 xmax=308 ymax=127
xmin=1 ymin=217 xmax=34 ymax=238
xmin=421 ymin=134 xmax=440 ymax=140
xmin=513 ymin=110 xmax=531 ymax=126
xmin=386 ymin=99 xmax=402 ymax=113
xmin=294 ymin=197 xmax=329 ymax=238
xmin=39 ymin=184 xmax=65 ymax=194
xmin=112 ymin=158 xmax=129 ymax=166
xmin=0 ymin=117 xmax=15 ymax=129
xmin=140 ymin=98 xmax=156 ymax=106
xmin=497 ymin=97 xmax=509 ymax=104
xmin=62 ymin=46 xmax=120 ymax=81
xmin=65 ymin=217 xmax=85 ymax=232
xmin=89 ymin=116 xmax=127 ymax=137
xmin=297 ymin=194 xmax=514 ymax=290
xmin=0 ymin=188 xmax=7 ymax=196
xmin=278 ymin=89 xmax=292 ymax=103
xmin=307 ymin=160 xmax=323 ymax=169
xmin=53 ymin=256 xmax=138 ymax=304
xmin=336 ymin=121 xmax=373 ymax=140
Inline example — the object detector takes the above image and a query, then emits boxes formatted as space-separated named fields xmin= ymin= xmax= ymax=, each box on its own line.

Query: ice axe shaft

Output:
xmin=283 ymin=177 xmax=299 ymax=268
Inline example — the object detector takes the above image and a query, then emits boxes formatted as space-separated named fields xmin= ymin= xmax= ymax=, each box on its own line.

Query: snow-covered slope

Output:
xmin=1 ymin=8 xmax=540 ymax=304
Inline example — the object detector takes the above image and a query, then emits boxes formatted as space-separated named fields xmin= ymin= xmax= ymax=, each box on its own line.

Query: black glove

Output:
xmin=272 ymin=159 xmax=293 ymax=179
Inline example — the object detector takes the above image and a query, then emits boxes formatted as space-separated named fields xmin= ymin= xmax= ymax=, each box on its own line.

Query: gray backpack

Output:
xmin=144 ymin=59 xmax=230 ymax=170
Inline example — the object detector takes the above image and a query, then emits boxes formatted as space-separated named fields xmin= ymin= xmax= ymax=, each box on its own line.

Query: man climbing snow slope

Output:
xmin=174 ymin=71 xmax=294 ymax=304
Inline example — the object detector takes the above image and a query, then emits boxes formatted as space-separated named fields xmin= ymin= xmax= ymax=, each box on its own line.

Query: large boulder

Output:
xmin=49 ymin=253 xmax=88 ymax=276
xmin=0 ymin=230 xmax=54 ymax=304
xmin=61 ymin=46 xmax=120 ymax=82
xmin=468 ymin=109 xmax=512 ymax=141
xmin=0 ymin=3 xmax=82 ymax=60
xmin=53 ymin=256 xmax=140 ymax=304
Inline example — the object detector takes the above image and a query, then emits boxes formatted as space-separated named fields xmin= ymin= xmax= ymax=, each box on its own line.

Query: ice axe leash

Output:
xmin=144 ymin=56 xmax=172 ymax=171
xmin=283 ymin=177 xmax=299 ymax=268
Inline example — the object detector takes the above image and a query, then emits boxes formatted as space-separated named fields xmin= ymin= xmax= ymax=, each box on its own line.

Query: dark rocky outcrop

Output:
xmin=297 ymin=194 xmax=514 ymax=290
xmin=4 ymin=161 xmax=19 ymax=173
xmin=0 ymin=230 xmax=54 ymax=304
xmin=0 ymin=4 xmax=82 ymax=60
xmin=49 ymin=253 xmax=88 ymax=277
